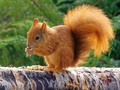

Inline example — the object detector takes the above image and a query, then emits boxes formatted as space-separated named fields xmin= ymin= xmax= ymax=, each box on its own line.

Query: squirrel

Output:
xmin=25 ymin=5 xmax=114 ymax=71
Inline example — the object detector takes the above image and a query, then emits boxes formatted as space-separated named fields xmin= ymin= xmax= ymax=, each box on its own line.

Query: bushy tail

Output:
xmin=64 ymin=5 xmax=114 ymax=65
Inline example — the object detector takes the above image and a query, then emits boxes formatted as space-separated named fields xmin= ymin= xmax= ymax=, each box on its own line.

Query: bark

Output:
xmin=0 ymin=66 xmax=120 ymax=90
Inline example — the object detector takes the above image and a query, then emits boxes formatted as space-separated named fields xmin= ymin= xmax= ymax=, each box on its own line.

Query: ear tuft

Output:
xmin=41 ymin=21 xmax=47 ymax=32
xmin=42 ymin=21 xmax=46 ymax=26
xmin=33 ymin=18 xmax=39 ymax=26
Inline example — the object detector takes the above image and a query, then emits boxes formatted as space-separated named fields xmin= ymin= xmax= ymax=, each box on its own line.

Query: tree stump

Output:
xmin=0 ymin=66 xmax=119 ymax=90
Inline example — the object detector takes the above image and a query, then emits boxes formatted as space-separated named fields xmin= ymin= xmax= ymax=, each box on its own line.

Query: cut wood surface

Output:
xmin=0 ymin=66 xmax=120 ymax=90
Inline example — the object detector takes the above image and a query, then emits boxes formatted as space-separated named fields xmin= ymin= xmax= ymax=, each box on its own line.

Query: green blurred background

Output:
xmin=0 ymin=0 xmax=120 ymax=67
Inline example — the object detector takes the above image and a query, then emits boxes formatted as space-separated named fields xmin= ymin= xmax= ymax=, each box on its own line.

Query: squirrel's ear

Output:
xmin=33 ymin=18 xmax=39 ymax=26
xmin=41 ymin=21 xmax=47 ymax=33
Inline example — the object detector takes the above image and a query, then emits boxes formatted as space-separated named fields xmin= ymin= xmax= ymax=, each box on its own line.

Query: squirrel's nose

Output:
xmin=27 ymin=42 xmax=34 ymax=48
xmin=27 ymin=44 xmax=30 ymax=47
xmin=26 ymin=42 xmax=30 ymax=47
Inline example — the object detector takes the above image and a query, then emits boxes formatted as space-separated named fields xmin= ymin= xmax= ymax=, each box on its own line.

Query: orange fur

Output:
xmin=25 ymin=5 xmax=114 ymax=70
xmin=64 ymin=5 xmax=114 ymax=65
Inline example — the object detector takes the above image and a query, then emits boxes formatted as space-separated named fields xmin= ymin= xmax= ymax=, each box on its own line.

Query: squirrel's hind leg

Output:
xmin=44 ymin=56 xmax=57 ymax=72
xmin=44 ymin=66 xmax=64 ymax=72
xmin=44 ymin=56 xmax=55 ymax=68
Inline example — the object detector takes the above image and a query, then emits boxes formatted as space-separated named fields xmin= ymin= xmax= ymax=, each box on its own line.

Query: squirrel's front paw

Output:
xmin=25 ymin=47 xmax=34 ymax=57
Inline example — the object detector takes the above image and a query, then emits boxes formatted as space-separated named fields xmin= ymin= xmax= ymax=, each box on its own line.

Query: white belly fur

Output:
xmin=48 ymin=54 xmax=55 ymax=65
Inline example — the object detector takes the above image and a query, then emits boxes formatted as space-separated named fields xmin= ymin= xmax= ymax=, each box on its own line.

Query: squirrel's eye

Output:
xmin=35 ymin=35 xmax=40 ymax=40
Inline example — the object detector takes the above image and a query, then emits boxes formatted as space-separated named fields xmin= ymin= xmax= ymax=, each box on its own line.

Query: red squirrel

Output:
xmin=25 ymin=5 xmax=114 ymax=71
